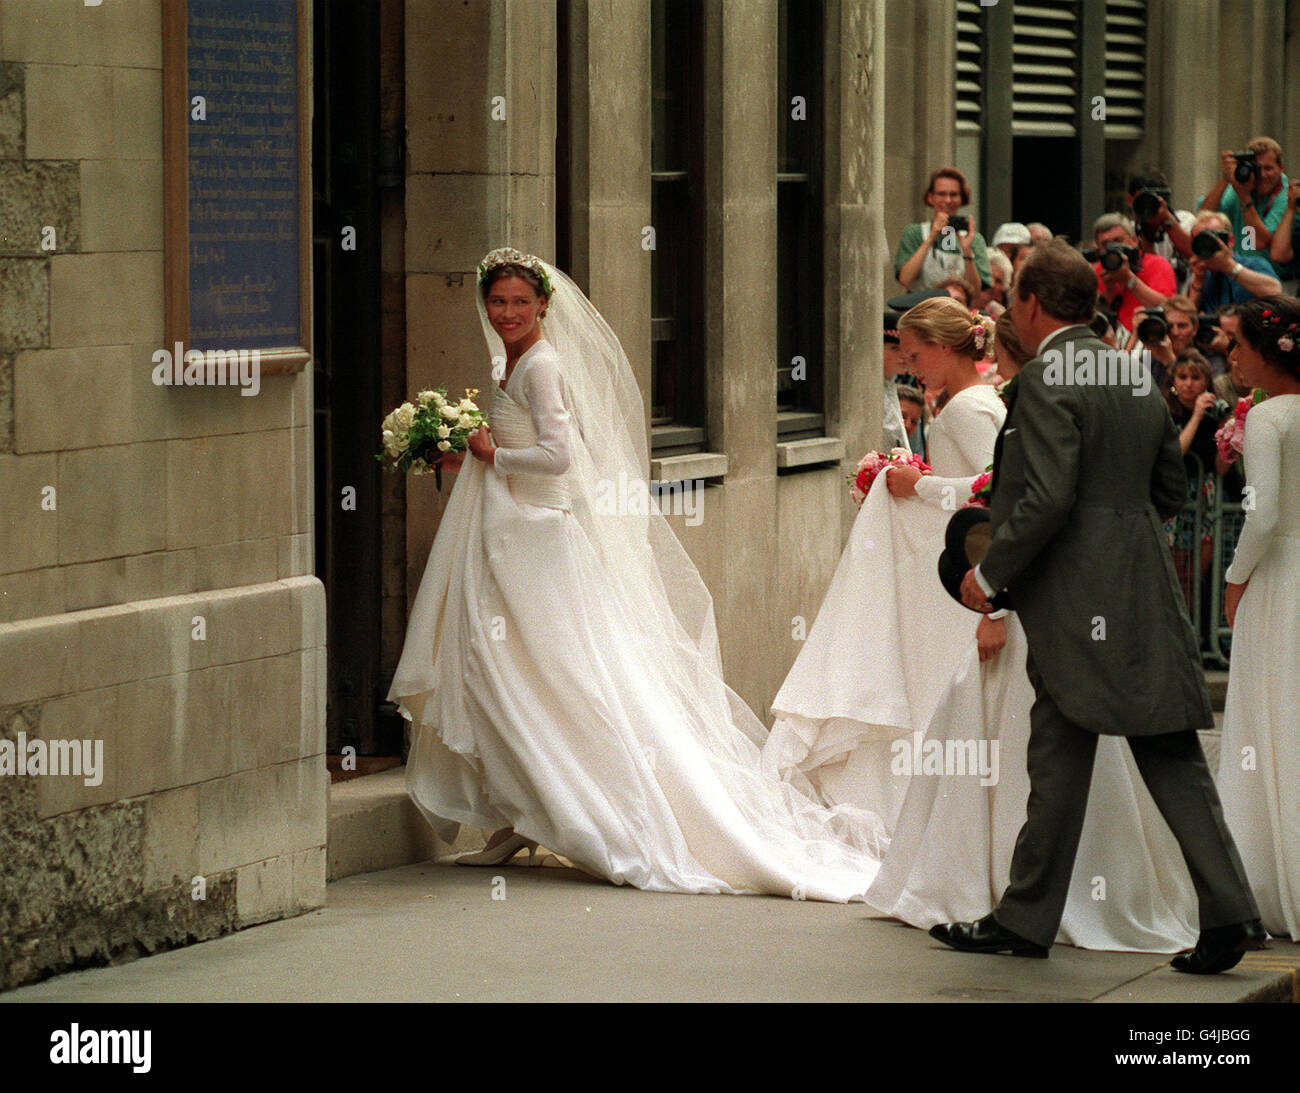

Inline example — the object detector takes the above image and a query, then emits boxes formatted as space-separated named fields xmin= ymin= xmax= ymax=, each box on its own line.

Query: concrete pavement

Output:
xmin=3 ymin=858 xmax=1296 ymax=1003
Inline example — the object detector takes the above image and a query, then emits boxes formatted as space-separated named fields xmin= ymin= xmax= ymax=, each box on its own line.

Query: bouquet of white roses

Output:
xmin=377 ymin=387 xmax=487 ymax=488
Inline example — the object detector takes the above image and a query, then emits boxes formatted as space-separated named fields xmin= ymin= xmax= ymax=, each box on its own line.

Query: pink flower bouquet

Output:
xmin=848 ymin=447 xmax=932 ymax=506
xmin=1214 ymin=389 xmax=1268 ymax=467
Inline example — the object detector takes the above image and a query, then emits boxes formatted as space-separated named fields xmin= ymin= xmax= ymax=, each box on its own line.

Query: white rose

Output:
xmin=458 ymin=398 xmax=475 ymax=414
xmin=440 ymin=405 xmax=459 ymax=421
xmin=417 ymin=390 xmax=435 ymax=406
xmin=437 ymin=424 xmax=451 ymax=439
xmin=395 ymin=404 xmax=416 ymax=430
xmin=437 ymin=439 xmax=452 ymax=451
xmin=457 ymin=413 xmax=474 ymax=430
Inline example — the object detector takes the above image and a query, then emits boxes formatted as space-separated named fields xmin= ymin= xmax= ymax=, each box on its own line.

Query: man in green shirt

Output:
xmin=1198 ymin=136 xmax=1290 ymax=273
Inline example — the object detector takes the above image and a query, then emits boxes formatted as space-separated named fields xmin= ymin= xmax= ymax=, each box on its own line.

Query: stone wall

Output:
xmin=0 ymin=0 xmax=326 ymax=989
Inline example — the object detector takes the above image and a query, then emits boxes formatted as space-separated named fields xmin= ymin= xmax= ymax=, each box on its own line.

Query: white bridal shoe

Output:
xmin=454 ymin=832 xmax=541 ymax=867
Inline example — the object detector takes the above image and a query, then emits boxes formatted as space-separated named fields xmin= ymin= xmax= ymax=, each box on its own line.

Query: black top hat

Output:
xmin=937 ymin=506 xmax=1013 ymax=612
xmin=887 ymin=287 xmax=947 ymax=312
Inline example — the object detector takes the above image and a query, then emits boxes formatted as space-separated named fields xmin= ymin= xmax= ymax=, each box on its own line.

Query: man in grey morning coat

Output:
xmin=931 ymin=239 xmax=1266 ymax=973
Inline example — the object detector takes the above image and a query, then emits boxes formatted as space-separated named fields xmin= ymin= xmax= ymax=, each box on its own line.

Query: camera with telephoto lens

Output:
xmin=1233 ymin=151 xmax=1258 ymax=184
xmin=1191 ymin=228 xmax=1232 ymax=259
xmin=947 ymin=214 xmax=969 ymax=233
xmin=1194 ymin=315 xmax=1220 ymax=350
xmin=1081 ymin=241 xmax=1141 ymax=273
xmin=1131 ymin=187 xmax=1171 ymax=222
xmin=1136 ymin=307 xmax=1169 ymax=346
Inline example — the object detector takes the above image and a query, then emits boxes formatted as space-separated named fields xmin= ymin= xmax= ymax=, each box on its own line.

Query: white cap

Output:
xmin=991 ymin=222 xmax=1032 ymax=248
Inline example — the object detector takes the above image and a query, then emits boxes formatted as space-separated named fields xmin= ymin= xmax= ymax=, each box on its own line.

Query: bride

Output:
xmin=388 ymin=247 xmax=887 ymax=900
xmin=864 ymin=312 xmax=1199 ymax=952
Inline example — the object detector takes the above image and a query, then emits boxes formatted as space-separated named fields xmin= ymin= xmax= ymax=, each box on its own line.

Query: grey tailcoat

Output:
xmin=980 ymin=326 xmax=1214 ymax=736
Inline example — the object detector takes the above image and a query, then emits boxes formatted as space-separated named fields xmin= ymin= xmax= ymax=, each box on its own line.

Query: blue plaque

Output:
xmin=186 ymin=0 xmax=300 ymax=353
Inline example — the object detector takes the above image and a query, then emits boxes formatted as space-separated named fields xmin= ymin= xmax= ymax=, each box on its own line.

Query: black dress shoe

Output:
xmin=929 ymin=914 xmax=1049 ymax=958
xmin=1171 ymin=919 xmax=1270 ymax=975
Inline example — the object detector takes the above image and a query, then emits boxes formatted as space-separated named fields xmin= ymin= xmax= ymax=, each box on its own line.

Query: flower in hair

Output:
xmin=1279 ymin=334 xmax=1295 ymax=353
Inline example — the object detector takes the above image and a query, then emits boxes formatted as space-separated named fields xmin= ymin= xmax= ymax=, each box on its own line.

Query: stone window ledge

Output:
xmin=776 ymin=436 xmax=845 ymax=469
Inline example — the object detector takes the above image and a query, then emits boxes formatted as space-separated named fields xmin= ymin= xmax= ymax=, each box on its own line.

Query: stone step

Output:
xmin=327 ymin=765 xmax=484 ymax=881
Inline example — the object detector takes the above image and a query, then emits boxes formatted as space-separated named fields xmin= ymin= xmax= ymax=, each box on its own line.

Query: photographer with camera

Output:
xmin=1267 ymin=177 xmax=1300 ymax=291
xmin=1198 ymin=136 xmax=1290 ymax=265
xmin=1131 ymin=295 xmax=1199 ymax=391
xmin=1126 ymin=168 xmax=1197 ymax=292
xmin=1188 ymin=209 xmax=1281 ymax=311
xmin=1087 ymin=212 xmax=1175 ymax=338
xmin=894 ymin=166 xmax=991 ymax=298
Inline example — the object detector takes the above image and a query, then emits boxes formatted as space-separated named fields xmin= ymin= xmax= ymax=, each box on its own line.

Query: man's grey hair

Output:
xmin=1093 ymin=212 xmax=1134 ymax=239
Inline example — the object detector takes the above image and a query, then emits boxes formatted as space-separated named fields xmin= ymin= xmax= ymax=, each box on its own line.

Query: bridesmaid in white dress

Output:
xmin=390 ymin=248 xmax=888 ymax=900
xmin=866 ymin=312 xmax=1199 ymax=952
xmin=1218 ymin=296 xmax=1300 ymax=941
xmin=764 ymin=297 xmax=1003 ymax=832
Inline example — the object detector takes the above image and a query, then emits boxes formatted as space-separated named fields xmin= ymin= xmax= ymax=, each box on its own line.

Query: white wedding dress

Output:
xmin=763 ymin=383 xmax=1005 ymax=830
xmin=1218 ymin=394 xmax=1300 ymax=940
xmin=391 ymin=263 xmax=889 ymax=901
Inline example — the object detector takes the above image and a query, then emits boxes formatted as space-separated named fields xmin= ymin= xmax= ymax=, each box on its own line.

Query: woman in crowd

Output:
xmin=894 ymin=167 xmax=992 ymax=299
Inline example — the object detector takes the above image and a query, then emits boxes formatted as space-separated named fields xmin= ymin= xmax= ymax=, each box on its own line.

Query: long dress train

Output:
xmin=865 ymin=614 xmax=1200 ymax=952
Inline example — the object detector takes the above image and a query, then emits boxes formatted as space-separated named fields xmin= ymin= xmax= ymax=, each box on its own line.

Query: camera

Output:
xmin=1131 ymin=187 xmax=1171 ymax=222
xmin=1088 ymin=310 xmax=1116 ymax=342
xmin=1194 ymin=315 xmax=1220 ymax=349
xmin=1232 ymin=151 xmax=1258 ymax=185
xmin=1191 ymin=229 xmax=1232 ymax=259
xmin=947 ymin=214 xmax=969 ymax=233
xmin=1136 ymin=307 xmax=1169 ymax=346
xmin=1082 ymin=241 xmax=1141 ymax=273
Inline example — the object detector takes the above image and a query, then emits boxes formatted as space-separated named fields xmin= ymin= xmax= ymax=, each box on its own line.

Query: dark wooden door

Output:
xmin=312 ymin=0 xmax=393 ymax=756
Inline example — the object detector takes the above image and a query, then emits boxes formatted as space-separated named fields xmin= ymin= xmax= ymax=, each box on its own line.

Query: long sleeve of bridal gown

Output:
xmin=390 ymin=339 xmax=889 ymax=900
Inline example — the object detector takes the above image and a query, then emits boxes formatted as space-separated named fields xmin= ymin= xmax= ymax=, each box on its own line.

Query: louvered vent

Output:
xmin=955 ymin=0 xmax=984 ymax=134
xmin=1103 ymin=0 xmax=1146 ymax=138
xmin=1012 ymin=1 xmax=1080 ymax=136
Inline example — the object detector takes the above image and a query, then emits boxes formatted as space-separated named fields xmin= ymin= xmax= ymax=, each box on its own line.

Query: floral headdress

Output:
xmin=1259 ymin=308 xmax=1297 ymax=354
xmin=476 ymin=247 xmax=554 ymax=299
xmin=969 ymin=311 xmax=993 ymax=352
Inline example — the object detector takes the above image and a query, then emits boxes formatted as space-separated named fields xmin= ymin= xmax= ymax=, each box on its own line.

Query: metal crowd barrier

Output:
xmin=1167 ymin=452 xmax=1245 ymax=667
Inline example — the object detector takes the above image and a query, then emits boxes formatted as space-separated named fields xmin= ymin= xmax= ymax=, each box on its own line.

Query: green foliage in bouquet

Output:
xmin=376 ymin=387 xmax=488 ymax=488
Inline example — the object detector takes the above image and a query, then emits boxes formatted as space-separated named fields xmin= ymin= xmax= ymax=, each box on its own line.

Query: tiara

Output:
xmin=477 ymin=247 xmax=554 ymax=298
